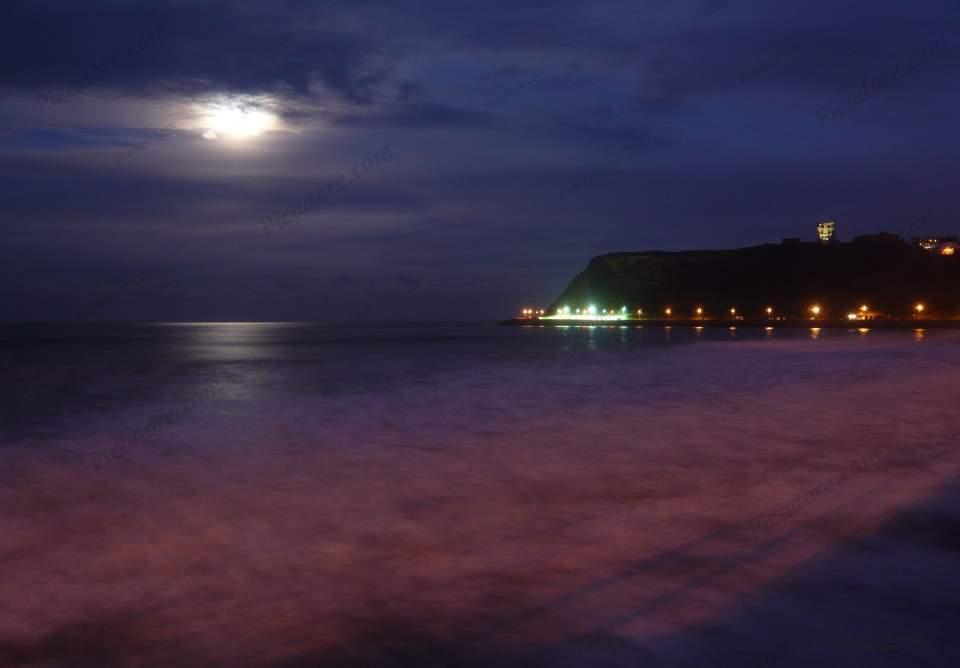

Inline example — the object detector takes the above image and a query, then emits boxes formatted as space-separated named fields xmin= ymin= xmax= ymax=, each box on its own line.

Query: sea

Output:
xmin=1 ymin=322 xmax=959 ymax=667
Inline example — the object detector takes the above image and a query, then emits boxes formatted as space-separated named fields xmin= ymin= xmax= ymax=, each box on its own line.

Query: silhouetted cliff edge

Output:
xmin=549 ymin=239 xmax=959 ymax=318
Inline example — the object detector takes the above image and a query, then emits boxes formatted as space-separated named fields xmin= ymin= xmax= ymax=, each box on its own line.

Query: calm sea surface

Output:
xmin=2 ymin=323 xmax=959 ymax=666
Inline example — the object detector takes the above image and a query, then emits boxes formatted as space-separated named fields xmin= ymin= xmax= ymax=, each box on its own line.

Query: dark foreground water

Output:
xmin=2 ymin=323 xmax=959 ymax=667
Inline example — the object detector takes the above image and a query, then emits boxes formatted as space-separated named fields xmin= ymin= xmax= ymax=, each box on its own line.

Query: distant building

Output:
xmin=913 ymin=235 xmax=958 ymax=255
xmin=817 ymin=221 xmax=836 ymax=243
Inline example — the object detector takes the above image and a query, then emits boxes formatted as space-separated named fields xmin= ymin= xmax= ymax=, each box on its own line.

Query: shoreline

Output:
xmin=499 ymin=317 xmax=957 ymax=329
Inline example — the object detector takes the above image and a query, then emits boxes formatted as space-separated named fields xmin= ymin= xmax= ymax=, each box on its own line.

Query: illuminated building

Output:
xmin=913 ymin=235 xmax=958 ymax=254
xmin=541 ymin=303 xmax=628 ymax=321
xmin=848 ymin=304 xmax=880 ymax=321
xmin=817 ymin=221 xmax=836 ymax=243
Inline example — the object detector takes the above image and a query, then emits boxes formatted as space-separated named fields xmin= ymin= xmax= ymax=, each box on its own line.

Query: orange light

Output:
xmin=942 ymin=246 xmax=955 ymax=255
xmin=665 ymin=307 xmax=672 ymax=316
xmin=915 ymin=303 xmax=925 ymax=313
xmin=765 ymin=306 xmax=773 ymax=316
xmin=695 ymin=307 xmax=703 ymax=316
xmin=810 ymin=304 xmax=822 ymax=317
xmin=729 ymin=307 xmax=736 ymax=315
xmin=859 ymin=304 xmax=868 ymax=312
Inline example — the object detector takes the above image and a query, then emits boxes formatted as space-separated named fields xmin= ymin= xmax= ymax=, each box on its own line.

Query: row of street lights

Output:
xmin=528 ymin=302 xmax=930 ymax=319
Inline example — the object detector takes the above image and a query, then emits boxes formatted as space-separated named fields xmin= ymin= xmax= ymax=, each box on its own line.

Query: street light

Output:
xmin=695 ymin=307 xmax=703 ymax=316
xmin=810 ymin=304 xmax=822 ymax=318
xmin=914 ymin=302 xmax=925 ymax=318
xmin=664 ymin=307 xmax=672 ymax=316
xmin=765 ymin=306 xmax=773 ymax=317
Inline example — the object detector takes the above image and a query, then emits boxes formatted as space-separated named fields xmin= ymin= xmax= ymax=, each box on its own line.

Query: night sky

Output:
xmin=2 ymin=0 xmax=957 ymax=322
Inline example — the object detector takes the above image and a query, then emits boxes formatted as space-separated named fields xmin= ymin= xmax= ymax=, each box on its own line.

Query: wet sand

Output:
xmin=2 ymin=326 xmax=959 ymax=666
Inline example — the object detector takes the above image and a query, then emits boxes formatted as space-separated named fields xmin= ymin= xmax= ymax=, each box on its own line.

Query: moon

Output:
xmin=202 ymin=103 xmax=276 ymax=140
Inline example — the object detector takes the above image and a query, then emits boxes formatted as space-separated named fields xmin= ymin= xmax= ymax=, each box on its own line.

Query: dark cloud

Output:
xmin=0 ymin=0 xmax=390 ymax=103
xmin=329 ymin=102 xmax=489 ymax=129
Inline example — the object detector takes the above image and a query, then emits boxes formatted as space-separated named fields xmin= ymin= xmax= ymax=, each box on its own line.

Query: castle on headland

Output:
xmin=817 ymin=221 xmax=835 ymax=243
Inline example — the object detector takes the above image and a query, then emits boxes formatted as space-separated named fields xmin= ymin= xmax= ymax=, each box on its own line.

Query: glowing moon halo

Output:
xmin=202 ymin=104 xmax=276 ymax=140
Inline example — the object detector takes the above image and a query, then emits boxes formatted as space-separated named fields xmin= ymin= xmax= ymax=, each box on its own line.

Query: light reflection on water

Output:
xmin=2 ymin=323 xmax=960 ymax=666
